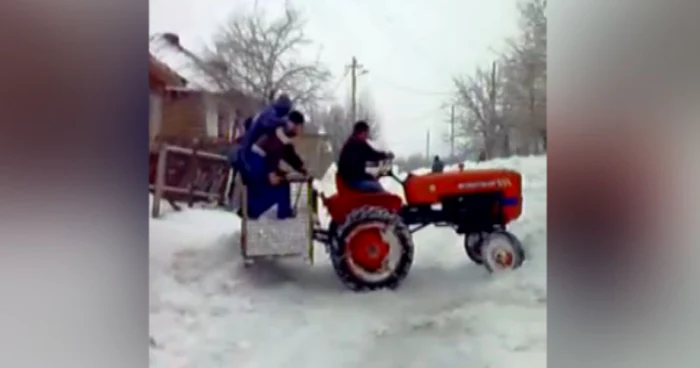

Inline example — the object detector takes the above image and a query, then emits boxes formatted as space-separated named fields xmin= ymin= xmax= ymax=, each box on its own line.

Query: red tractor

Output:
xmin=312 ymin=160 xmax=526 ymax=291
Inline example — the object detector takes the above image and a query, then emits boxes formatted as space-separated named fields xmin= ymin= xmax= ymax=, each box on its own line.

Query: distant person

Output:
xmin=431 ymin=155 xmax=444 ymax=173
xmin=457 ymin=162 xmax=464 ymax=171
xmin=337 ymin=121 xmax=394 ymax=193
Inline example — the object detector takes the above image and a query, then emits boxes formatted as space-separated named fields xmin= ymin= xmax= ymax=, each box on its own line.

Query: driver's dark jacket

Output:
xmin=337 ymin=137 xmax=389 ymax=184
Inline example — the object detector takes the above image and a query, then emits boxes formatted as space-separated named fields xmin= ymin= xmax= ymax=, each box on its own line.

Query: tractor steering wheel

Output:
xmin=365 ymin=158 xmax=394 ymax=178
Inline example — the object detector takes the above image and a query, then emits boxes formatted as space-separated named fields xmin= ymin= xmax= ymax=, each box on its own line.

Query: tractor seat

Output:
xmin=325 ymin=173 xmax=403 ymax=223
xmin=335 ymin=174 xmax=389 ymax=196
xmin=335 ymin=174 xmax=359 ymax=196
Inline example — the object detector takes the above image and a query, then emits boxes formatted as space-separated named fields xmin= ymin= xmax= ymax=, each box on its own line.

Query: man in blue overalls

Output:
xmin=227 ymin=94 xmax=295 ymax=210
xmin=236 ymin=104 xmax=308 ymax=219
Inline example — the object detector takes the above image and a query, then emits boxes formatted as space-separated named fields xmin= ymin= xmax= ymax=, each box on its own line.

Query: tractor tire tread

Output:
xmin=330 ymin=206 xmax=414 ymax=291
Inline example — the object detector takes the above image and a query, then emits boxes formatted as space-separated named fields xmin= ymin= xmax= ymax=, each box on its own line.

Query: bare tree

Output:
xmin=453 ymin=61 xmax=510 ymax=159
xmin=314 ymin=91 xmax=383 ymax=158
xmin=447 ymin=0 xmax=546 ymax=158
xmin=315 ymin=104 xmax=348 ymax=158
xmin=194 ymin=3 xmax=332 ymax=113
xmin=501 ymin=0 xmax=547 ymax=153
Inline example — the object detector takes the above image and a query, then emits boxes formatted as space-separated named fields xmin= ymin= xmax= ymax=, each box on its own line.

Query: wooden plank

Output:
xmin=306 ymin=182 xmax=315 ymax=264
xmin=239 ymin=174 xmax=249 ymax=261
xmin=149 ymin=142 xmax=231 ymax=212
xmin=147 ymin=185 xmax=220 ymax=200
xmin=186 ymin=143 xmax=201 ymax=208
xmin=151 ymin=143 xmax=168 ymax=218
xmin=167 ymin=199 xmax=182 ymax=212
xmin=164 ymin=144 xmax=228 ymax=161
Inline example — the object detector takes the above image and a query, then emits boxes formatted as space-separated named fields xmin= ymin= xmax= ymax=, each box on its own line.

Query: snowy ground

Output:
xmin=149 ymin=155 xmax=546 ymax=368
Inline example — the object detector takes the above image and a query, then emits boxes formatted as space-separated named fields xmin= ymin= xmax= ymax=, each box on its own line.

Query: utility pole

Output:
xmin=426 ymin=130 xmax=430 ymax=158
xmin=450 ymin=104 xmax=455 ymax=157
xmin=347 ymin=56 xmax=367 ymax=122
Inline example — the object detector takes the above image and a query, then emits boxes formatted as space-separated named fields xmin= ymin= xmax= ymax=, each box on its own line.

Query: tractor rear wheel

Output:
xmin=330 ymin=206 xmax=414 ymax=291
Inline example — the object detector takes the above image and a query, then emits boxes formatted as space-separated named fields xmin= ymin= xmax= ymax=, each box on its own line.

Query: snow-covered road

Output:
xmin=149 ymin=155 xmax=546 ymax=368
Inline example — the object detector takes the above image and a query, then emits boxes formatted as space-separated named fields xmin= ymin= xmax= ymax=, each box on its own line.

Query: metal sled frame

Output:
xmin=239 ymin=176 xmax=316 ymax=265
xmin=234 ymin=132 xmax=332 ymax=266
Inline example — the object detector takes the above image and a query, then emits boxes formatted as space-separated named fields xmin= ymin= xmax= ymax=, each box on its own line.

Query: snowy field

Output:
xmin=149 ymin=155 xmax=547 ymax=368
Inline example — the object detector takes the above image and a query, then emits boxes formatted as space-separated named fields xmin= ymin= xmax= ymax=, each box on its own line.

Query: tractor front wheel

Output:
xmin=481 ymin=230 xmax=525 ymax=272
xmin=330 ymin=206 xmax=414 ymax=291
xmin=464 ymin=232 xmax=487 ymax=265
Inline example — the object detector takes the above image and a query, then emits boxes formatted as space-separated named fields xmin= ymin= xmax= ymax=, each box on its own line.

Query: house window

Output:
xmin=218 ymin=109 xmax=230 ymax=141
xmin=204 ymin=95 xmax=219 ymax=138
xmin=149 ymin=93 xmax=162 ymax=139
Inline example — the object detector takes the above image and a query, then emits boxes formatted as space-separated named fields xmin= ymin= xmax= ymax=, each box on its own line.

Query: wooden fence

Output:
xmin=148 ymin=133 xmax=334 ymax=218
xmin=149 ymin=143 xmax=231 ymax=217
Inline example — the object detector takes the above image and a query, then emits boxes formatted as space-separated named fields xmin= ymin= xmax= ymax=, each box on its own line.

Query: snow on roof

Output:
xmin=149 ymin=54 xmax=186 ymax=86
xmin=164 ymin=86 xmax=206 ymax=93
xmin=149 ymin=38 xmax=222 ymax=93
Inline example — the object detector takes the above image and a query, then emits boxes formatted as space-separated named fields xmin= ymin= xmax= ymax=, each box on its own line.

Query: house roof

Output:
xmin=150 ymin=39 xmax=220 ymax=92
xmin=149 ymin=54 xmax=186 ymax=86
xmin=149 ymin=36 xmax=263 ymax=113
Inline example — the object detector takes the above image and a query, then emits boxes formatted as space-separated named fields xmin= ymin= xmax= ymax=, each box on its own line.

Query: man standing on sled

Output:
xmin=227 ymin=94 xmax=293 ymax=167
xmin=241 ymin=93 xmax=295 ymax=150
xmin=227 ymin=93 xmax=298 ymax=211
xmin=237 ymin=109 xmax=308 ymax=220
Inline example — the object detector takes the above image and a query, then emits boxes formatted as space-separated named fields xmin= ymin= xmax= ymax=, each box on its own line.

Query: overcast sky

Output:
xmin=150 ymin=0 xmax=520 ymax=156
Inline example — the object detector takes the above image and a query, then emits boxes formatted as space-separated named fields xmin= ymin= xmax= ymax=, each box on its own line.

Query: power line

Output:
xmin=307 ymin=0 xmax=459 ymax=124
xmin=349 ymin=1 xmax=457 ymax=75
xmin=397 ymin=105 xmax=448 ymax=124
xmin=369 ymin=74 xmax=452 ymax=96
xmin=342 ymin=2 xmax=456 ymax=97
xmin=311 ymin=0 xmax=454 ymax=98
xmin=331 ymin=67 xmax=350 ymax=93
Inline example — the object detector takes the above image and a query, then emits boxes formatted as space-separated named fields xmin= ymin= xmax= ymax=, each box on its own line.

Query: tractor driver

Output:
xmin=337 ymin=120 xmax=394 ymax=193
xmin=237 ymin=110 xmax=308 ymax=219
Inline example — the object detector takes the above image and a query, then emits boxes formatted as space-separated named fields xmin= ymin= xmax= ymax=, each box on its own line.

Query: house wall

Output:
xmin=149 ymin=93 xmax=162 ymax=140
xmin=160 ymin=90 xmax=206 ymax=139
xmin=149 ymin=55 xmax=258 ymax=149
xmin=203 ymin=94 xmax=219 ymax=138
xmin=149 ymin=74 xmax=166 ymax=93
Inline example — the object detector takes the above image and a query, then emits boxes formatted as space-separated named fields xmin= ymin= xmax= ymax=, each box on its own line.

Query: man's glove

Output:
xmin=268 ymin=172 xmax=283 ymax=185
